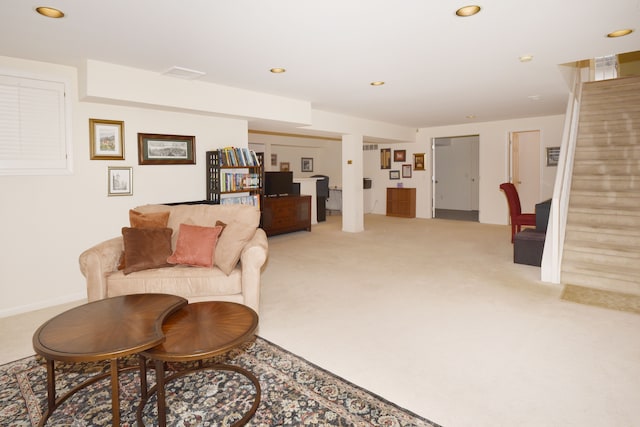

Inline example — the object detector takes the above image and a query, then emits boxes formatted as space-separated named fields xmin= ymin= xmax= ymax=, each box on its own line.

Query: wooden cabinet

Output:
xmin=261 ymin=195 xmax=312 ymax=236
xmin=386 ymin=187 xmax=416 ymax=218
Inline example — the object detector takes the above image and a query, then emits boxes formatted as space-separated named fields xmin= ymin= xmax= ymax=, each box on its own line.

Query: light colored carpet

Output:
xmin=3 ymin=214 xmax=640 ymax=427
xmin=561 ymin=284 xmax=640 ymax=314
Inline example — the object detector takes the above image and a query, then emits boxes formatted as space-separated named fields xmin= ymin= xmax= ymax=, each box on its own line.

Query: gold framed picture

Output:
xmin=413 ymin=153 xmax=425 ymax=171
xmin=89 ymin=119 xmax=124 ymax=160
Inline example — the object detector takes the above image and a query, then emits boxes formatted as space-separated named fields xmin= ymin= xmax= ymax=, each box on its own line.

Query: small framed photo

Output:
xmin=546 ymin=146 xmax=560 ymax=166
xmin=301 ymin=157 xmax=314 ymax=172
xmin=280 ymin=162 xmax=290 ymax=171
xmin=138 ymin=133 xmax=195 ymax=165
xmin=389 ymin=170 xmax=400 ymax=180
xmin=108 ymin=166 xmax=132 ymax=196
xmin=402 ymin=164 xmax=412 ymax=178
xmin=271 ymin=153 xmax=277 ymax=166
xmin=89 ymin=119 xmax=124 ymax=160
xmin=380 ymin=148 xmax=391 ymax=169
xmin=394 ymin=150 xmax=406 ymax=162
xmin=414 ymin=153 xmax=425 ymax=171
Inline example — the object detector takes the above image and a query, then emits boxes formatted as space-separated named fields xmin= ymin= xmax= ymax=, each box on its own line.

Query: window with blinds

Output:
xmin=0 ymin=73 xmax=71 ymax=175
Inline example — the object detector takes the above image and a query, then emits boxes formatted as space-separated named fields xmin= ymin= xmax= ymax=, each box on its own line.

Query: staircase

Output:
xmin=561 ymin=75 xmax=640 ymax=296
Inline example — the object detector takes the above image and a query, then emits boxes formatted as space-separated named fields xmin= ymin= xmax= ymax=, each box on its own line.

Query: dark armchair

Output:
xmin=499 ymin=182 xmax=536 ymax=243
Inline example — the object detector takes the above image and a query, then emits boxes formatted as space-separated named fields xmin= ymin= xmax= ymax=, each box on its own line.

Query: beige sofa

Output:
xmin=79 ymin=203 xmax=268 ymax=314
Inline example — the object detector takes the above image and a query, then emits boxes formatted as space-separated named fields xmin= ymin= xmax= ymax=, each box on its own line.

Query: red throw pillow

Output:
xmin=167 ymin=223 xmax=223 ymax=268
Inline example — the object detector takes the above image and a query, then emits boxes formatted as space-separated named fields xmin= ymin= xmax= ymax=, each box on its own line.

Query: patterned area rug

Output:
xmin=561 ymin=284 xmax=640 ymax=315
xmin=0 ymin=336 xmax=439 ymax=426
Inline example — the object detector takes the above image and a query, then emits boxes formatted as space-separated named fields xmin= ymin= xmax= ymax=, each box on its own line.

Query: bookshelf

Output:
xmin=206 ymin=148 xmax=264 ymax=206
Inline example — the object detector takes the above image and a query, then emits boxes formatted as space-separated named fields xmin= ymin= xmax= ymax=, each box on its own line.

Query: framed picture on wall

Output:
xmin=280 ymin=162 xmax=290 ymax=171
xmin=301 ymin=157 xmax=314 ymax=172
xmin=107 ymin=166 xmax=132 ymax=196
xmin=413 ymin=153 xmax=425 ymax=171
xmin=402 ymin=164 xmax=412 ymax=178
xmin=546 ymin=147 xmax=560 ymax=166
xmin=271 ymin=153 xmax=277 ymax=166
xmin=394 ymin=150 xmax=406 ymax=162
xmin=389 ymin=170 xmax=400 ymax=180
xmin=89 ymin=119 xmax=124 ymax=160
xmin=380 ymin=148 xmax=391 ymax=169
xmin=137 ymin=133 xmax=195 ymax=165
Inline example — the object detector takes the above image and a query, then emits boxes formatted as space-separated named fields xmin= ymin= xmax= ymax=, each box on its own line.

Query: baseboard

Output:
xmin=0 ymin=292 xmax=86 ymax=319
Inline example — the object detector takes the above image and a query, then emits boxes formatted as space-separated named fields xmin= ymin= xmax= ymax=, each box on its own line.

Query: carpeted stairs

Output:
xmin=562 ymin=75 xmax=640 ymax=299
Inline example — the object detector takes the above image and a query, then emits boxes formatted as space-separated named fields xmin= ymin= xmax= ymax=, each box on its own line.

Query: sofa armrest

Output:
xmin=239 ymin=228 xmax=268 ymax=314
xmin=78 ymin=236 xmax=123 ymax=302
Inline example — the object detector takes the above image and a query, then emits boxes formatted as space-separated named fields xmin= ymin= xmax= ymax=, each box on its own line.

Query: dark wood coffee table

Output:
xmin=32 ymin=293 xmax=188 ymax=427
xmin=137 ymin=301 xmax=260 ymax=427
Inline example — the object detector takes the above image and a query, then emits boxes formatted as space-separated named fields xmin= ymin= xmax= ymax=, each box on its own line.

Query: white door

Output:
xmin=510 ymin=130 xmax=540 ymax=212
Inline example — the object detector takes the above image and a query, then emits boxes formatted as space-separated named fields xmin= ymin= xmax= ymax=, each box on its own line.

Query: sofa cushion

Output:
xmin=167 ymin=223 xmax=223 ymax=268
xmin=129 ymin=209 xmax=170 ymax=228
xmin=121 ymin=227 xmax=173 ymax=275
xmin=106 ymin=264 xmax=242 ymax=298
xmin=215 ymin=221 xmax=258 ymax=275
xmin=133 ymin=204 xmax=260 ymax=274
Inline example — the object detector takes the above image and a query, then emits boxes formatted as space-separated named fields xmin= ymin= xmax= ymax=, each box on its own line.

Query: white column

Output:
xmin=341 ymin=134 xmax=364 ymax=232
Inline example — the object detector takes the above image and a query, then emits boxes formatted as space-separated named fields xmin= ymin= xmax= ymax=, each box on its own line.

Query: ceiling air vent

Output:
xmin=162 ymin=66 xmax=206 ymax=80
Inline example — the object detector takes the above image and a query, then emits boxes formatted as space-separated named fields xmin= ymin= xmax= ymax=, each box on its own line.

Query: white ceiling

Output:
xmin=1 ymin=0 xmax=638 ymax=131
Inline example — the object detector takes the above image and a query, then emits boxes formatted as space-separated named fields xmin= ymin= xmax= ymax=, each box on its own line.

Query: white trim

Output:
xmin=0 ymin=292 xmax=86 ymax=318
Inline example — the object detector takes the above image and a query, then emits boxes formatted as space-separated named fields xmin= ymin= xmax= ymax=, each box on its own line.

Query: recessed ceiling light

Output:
xmin=35 ymin=6 xmax=64 ymax=18
xmin=607 ymin=29 xmax=633 ymax=38
xmin=528 ymin=95 xmax=541 ymax=101
xmin=270 ymin=68 xmax=286 ymax=73
xmin=466 ymin=114 xmax=476 ymax=119
xmin=370 ymin=81 xmax=385 ymax=86
xmin=456 ymin=5 xmax=481 ymax=17
xmin=519 ymin=55 xmax=534 ymax=62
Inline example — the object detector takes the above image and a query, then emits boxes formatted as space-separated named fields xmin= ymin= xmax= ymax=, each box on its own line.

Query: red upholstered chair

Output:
xmin=499 ymin=183 xmax=536 ymax=243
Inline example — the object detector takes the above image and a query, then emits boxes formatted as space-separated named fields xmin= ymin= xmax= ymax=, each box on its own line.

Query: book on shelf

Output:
xmin=220 ymin=194 xmax=260 ymax=207
xmin=219 ymin=147 xmax=261 ymax=167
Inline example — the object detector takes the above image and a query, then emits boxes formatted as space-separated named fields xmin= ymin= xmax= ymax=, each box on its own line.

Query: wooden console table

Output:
xmin=261 ymin=195 xmax=311 ymax=236
xmin=386 ymin=187 xmax=416 ymax=218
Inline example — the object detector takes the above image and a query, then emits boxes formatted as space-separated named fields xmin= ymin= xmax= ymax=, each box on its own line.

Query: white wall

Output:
xmin=364 ymin=115 xmax=564 ymax=223
xmin=0 ymin=57 xmax=250 ymax=316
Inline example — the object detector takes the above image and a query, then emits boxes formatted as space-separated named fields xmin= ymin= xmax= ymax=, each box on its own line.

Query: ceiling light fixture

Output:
xmin=163 ymin=66 xmax=206 ymax=80
xmin=270 ymin=68 xmax=286 ymax=73
xmin=35 ymin=6 xmax=64 ymax=18
xmin=466 ymin=114 xmax=476 ymax=119
xmin=456 ymin=5 xmax=481 ymax=17
xmin=370 ymin=81 xmax=385 ymax=86
xmin=607 ymin=29 xmax=633 ymax=38
xmin=519 ymin=55 xmax=534 ymax=62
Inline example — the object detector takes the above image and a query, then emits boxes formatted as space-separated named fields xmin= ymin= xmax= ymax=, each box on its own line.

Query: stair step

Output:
xmin=577 ymin=118 xmax=640 ymax=134
xmin=572 ymin=160 xmax=640 ymax=176
xmin=571 ymin=175 xmax=640 ymax=192
xmin=573 ymin=146 xmax=640 ymax=161
xmin=565 ymin=227 xmax=640 ymax=248
xmin=576 ymin=133 xmax=640 ymax=147
xmin=569 ymin=191 xmax=640 ymax=209
xmin=582 ymin=76 xmax=640 ymax=93
xmin=561 ymin=268 xmax=640 ymax=296
xmin=563 ymin=239 xmax=640 ymax=259
xmin=566 ymin=208 xmax=640 ymax=229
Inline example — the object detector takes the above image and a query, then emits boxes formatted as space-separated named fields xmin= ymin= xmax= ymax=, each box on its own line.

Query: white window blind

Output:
xmin=0 ymin=73 xmax=71 ymax=175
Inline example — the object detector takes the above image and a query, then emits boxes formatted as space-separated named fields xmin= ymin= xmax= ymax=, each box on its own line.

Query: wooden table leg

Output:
xmin=156 ymin=359 xmax=167 ymax=427
xmin=110 ymin=359 xmax=120 ymax=427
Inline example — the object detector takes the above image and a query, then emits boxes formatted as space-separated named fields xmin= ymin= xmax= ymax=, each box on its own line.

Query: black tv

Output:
xmin=264 ymin=171 xmax=293 ymax=196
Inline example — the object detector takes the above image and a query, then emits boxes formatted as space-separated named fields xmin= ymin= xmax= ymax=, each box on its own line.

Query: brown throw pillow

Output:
xmin=129 ymin=209 xmax=170 ymax=228
xmin=119 ymin=210 xmax=171 ymax=270
xmin=167 ymin=223 xmax=223 ymax=268
xmin=121 ymin=227 xmax=173 ymax=275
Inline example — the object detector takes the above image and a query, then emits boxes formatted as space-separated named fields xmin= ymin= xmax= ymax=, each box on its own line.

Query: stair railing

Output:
xmin=541 ymin=66 xmax=584 ymax=283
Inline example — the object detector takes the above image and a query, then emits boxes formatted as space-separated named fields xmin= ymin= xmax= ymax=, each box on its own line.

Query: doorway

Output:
xmin=432 ymin=135 xmax=480 ymax=221
xmin=509 ymin=130 xmax=541 ymax=212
